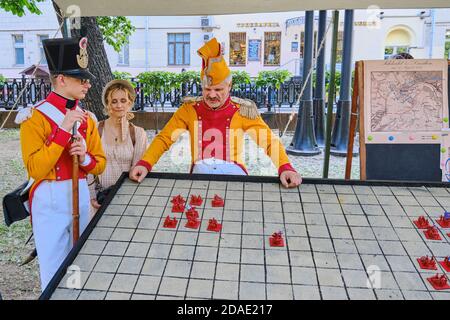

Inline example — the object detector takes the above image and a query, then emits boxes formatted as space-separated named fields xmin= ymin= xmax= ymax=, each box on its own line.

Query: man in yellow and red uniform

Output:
xmin=130 ymin=38 xmax=301 ymax=187
xmin=17 ymin=37 xmax=106 ymax=291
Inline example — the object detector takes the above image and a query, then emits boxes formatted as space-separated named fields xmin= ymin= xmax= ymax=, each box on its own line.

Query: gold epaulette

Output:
xmin=231 ymin=97 xmax=259 ymax=120
xmin=182 ymin=96 xmax=203 ymax=104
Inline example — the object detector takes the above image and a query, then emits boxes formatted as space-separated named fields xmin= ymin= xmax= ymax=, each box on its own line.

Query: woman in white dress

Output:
xmin=90 ymin=79 xmax=148 ymax=214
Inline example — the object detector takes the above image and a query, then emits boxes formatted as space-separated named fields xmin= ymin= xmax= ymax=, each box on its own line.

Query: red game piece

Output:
xmin=185 ymin=207 xmax=199 ymax=220
xmin=269 ymin=231 xmax=285 ymax=247
xmin=185 ymin=217 xmax=200 ymax=229
xmin=439 ymin=257 xmax=450 ymax=272
xmin=163 ymin=216 xmax=178 ymax=228
xmin=424 ymin=226 xmax=442 ymax=240
xmin=436 ymin=215 xmax=450 ymax=228
xmin=190 ymin=195 xmax=203 ymax=206
xmin=207 ymin=218 xmax=222 ymax=232
xmin=417 ymin=256 xmax=437 ymax=270
xmin=171 ymin=195 xmax=186 ymax=213
xmin=427 ymin=274 xmax=450 ymax=290
xmin=211 ymin=194 xmax=224 ymax=207
xmin=413 ymin=216 xmax=430 ymax=229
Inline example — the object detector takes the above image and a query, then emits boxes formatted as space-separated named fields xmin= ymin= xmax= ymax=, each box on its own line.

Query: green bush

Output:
xmin=255 ymin=70 xmax=292 ymax=89
xmin=0 ymin=74 xmax=5 ymax=86
xmin=112 ymin=71 xmax=132 ymax=80
xmin=137 ymin=71 xmax=178 ymax=98
xmin=231 ymin=71 xmax=251 ymax=89
xmin=176 ymin=71 xmax=200 ymax=85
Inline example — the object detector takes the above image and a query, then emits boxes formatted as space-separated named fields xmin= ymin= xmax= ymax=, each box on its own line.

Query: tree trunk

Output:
xmin=71 ymin=17 xmax=113 ymax=121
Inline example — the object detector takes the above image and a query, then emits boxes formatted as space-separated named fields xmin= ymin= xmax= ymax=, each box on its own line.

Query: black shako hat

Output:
xmin=42 ymin=37 xmax=95 ymax=80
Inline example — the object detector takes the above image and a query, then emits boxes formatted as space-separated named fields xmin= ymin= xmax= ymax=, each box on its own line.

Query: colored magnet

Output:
xmin=417 ymin=256 xmax=437 ymax=270
xmin=185 ymin=217 xmax=200 ymax=229
xmin=185 ymin=207 xmax=199 ymax=220
xmin=424 ymin=226 xmax=442 ymax=241
xmin=163 ymin=216 xmax=178 ymax=228
xmin=439 ymin=257 xmax=450 ymax=272
xmin=171 ymin=195 xmax=186 ymax=212
xmin=413 ymin=216 xmax=430 ymax=229
xmin=388 ymin=136 xmax=394 ymax=141
xmin=368 ymin=136 xmax=373 ymax=141
xmin=212 ymin=194 xmax=224 ymax=207
xmin=436 ymin=215 xmax=450 ymax=228
xmin=190 ymin=194 xmax=203 ymax=206
xmin=207 ymin=218 xmax=222 ymax=232
xmin=427 ymin=274 xmax=450 ymax=290
xmin=269 ymin=231 xmax=285 ymax=247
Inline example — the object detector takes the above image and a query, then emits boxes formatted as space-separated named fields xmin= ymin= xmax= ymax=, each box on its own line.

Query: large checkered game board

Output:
xmin=42 ymin=173 xmax=450 ymax=300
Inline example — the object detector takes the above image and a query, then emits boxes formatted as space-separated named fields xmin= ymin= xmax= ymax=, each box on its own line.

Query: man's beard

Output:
xmin=206 ymin=98 xmax=222 ymax=109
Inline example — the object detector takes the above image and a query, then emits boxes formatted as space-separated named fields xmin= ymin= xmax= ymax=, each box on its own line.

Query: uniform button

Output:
xmin=199 ymin=116 xmax=202 ymax=120
xmin=56 ymin=167 xmax=60 ymax=170
xmin=57 ymin=176 xmax=61 ymax=180
xmin=227 ymin=118 xmax=230 ymax=121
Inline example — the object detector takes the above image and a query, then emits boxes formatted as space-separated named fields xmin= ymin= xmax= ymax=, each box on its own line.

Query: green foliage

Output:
xmin=96 ymin=16 xmax=136 ymax=53
xmin=445 ymin=41 xmax=450 ymax=59
xmin=137 ymin=71 xmax=178 ymax=98
xmin=137 ymin=71 xmax=203 ymax=98
xmin=231 ymin=71 xmax=251 ymax=89
xmin=112 ymin=71 xmax=132 ymax=80
xmin=0 ymin=0 xmax=44 ymax=16
xmin=0 ymin=74 xmax=6 ymax=86
xmin=176 ymin=71 xmax=200 ymax=85
xmin=255 ymin=70 xmax=292 ymax=89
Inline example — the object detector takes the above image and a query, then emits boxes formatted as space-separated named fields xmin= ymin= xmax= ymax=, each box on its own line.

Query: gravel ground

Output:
xmin=0 ymin=128 xmax=360 ymax=300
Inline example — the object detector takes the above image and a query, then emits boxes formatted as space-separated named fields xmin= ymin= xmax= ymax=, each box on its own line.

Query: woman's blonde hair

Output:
xmin=102 ymin=80 xmax=136 ymax=120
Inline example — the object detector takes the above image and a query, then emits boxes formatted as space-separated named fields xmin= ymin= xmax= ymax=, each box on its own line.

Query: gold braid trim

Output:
xmin=231 ymin=97 xmax=259 ymax=120
xmin=182 ymin=96 xmax=203 ymax=104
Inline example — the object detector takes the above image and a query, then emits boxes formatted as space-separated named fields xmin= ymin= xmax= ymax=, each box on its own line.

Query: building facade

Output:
xmin=0 ymin=0 xmax=449 ymax=78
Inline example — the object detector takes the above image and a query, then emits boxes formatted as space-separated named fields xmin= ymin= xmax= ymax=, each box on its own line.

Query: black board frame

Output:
xmin=39 ymin=172 xmax=450 ymax=300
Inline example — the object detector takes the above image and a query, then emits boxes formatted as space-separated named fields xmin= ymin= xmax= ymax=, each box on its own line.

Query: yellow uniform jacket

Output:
xmin=137 ymin=96 xmax=296 ymax=175
xmin=19 ymin=92 xmax=106 ymax=212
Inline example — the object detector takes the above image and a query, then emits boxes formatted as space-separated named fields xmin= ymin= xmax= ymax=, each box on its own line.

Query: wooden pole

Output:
xmin=72 ymin=122 xmax=80 ymax=244
xmin=345 ymin=61 xmax=360 ymax=179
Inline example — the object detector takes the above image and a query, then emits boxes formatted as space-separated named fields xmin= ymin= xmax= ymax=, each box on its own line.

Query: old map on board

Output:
xmin=364 ymin=59 xmax=448 ymax=144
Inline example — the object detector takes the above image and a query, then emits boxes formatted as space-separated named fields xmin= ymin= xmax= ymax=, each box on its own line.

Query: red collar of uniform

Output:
xmin=200 ymin=96 xmax=232 ymax=112
xmin=46 ymin=91 xmax=79 ymax=113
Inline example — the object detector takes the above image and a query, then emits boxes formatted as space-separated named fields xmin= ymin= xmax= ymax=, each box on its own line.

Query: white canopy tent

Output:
xmin=54 ymin=0 xmax=450 ymax=16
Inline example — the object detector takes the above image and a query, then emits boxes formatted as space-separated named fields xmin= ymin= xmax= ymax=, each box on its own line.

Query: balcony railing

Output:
xmin=0 ymin=75 xmax=303 ymax=111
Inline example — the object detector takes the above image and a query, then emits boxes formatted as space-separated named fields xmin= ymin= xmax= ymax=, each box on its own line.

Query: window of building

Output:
xmin=118 ymin=37 xmax=130 ymax=65
xmin=384 ymin=46 xmax=409 ymax=59
xmin=229 ymin=32 xmax=246 ymax=66
xmin=336 ymin=31 xmax=344 ymax=63
xmin=264 ymin=32 xmax=281 ymax=66
xmin=13 ymin=35 xmax=25 ymax=66
xmin=168 ymin=33 xmax=190 ymax=66
xmin=384 ymin=28 xmax=412 ymax=59
xmin=445 ymin=30 xmax=450 ymax=59
xmin=38 ymin=35 xmax=49 ymax=65
xmin=299 ymin=31 xmax=318 ymax=59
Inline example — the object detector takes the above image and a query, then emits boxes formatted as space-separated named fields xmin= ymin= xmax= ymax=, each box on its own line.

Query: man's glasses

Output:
xmin=52 ymin=75 xmax=90 ymax=85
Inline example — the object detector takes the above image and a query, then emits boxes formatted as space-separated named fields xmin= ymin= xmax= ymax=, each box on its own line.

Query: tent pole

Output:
xmin=322 ymin=10 xmax=339 ymax=178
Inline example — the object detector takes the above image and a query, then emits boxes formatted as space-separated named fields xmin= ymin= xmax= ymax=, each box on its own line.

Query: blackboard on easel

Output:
xmin=350 ymin=60 xmax=450 ymax=182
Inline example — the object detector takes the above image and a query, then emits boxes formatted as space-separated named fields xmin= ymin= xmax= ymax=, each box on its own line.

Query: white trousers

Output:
xmin=32 ymin=179 xmax=90 ymax=292
xmin=192 ymin=158 xmax=246 ymax=175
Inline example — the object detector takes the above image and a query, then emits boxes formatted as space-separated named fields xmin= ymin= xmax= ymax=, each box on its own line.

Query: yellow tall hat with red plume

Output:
xmin=197 ymin=38 xmax=231 ymax=86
